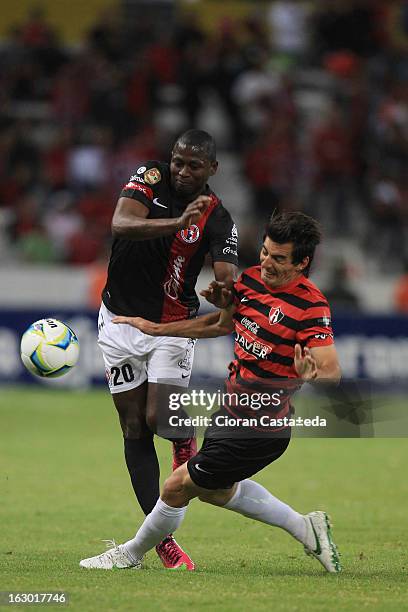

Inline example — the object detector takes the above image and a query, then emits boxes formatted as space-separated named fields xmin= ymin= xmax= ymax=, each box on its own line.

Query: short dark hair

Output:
xmin=265 ymin=211 xmax=322 ymax=276
xmin=174 ymin=130 xmax=216 ymax=161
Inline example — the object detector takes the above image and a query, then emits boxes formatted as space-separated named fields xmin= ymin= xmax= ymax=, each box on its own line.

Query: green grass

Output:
xmin=1 ymin=388 xmax=407 ymax=611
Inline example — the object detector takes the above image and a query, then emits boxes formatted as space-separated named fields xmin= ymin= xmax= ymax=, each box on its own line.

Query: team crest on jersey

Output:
xmin=180 ymin=224 xmax=200 ymax=243
xmin=144 ymin=167 xmax=161 ymax=185
xmin=269 ymin=305 xmax=285 ymax=325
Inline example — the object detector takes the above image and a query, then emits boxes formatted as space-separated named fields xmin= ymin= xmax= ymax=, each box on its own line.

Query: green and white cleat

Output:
xmin=303 ymin=511 xmax=341 ymax=573
xmin=79 ymin=540 xmax=142 ymax=570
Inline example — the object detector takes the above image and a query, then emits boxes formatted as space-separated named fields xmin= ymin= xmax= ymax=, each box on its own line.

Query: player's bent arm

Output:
xmin=112 ymin=306 xmax=236 ymax=338
xmin=310 ymin=344 xmax=341 ymax=384
xmin=111 ymin=195 xmax=211 ymax=240
xmin=213 ymin=261 xmax=238 ymax=289
xmin=111 ymin=197 xmax=180 ymax=240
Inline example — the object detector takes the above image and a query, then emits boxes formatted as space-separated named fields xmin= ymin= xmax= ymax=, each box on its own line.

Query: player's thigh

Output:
xmin=145 ymin=382 xmax=187 ymax=434
xmin=146 ymin=336 xmax=196 ymax=387
xmin=97 ymin=302 xmax=148 ymax=394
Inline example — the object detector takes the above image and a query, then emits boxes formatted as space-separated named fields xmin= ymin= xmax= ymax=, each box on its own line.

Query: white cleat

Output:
xmin=303 ymin=511 xmax=341 ymax=573
xmin=79 ymin=540 xmax=142 ymax=570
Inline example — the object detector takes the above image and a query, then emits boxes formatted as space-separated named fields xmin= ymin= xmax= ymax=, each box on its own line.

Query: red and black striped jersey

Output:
xmin=224 ymin=265 xmax=334 ymax=427
xmin=102 ymin=161 xmax=238 ymax=322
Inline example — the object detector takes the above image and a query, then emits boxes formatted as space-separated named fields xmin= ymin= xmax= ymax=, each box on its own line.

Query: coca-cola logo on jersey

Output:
xmin=240 ymin=317 xmax=260 ymax=335
xmin=164 ymin=255 xmax=185 ymax=300
xmin=180 ymin=225 xmax=200 ymax=244
xmin=269 ymin=306 xmax=285 ymax=325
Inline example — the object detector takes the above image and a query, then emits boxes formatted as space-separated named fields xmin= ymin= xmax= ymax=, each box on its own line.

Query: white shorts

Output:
xmin=97 ymin=302 xmax=196 ymax=393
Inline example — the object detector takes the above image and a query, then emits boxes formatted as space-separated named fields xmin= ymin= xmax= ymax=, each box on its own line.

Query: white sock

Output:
xmin=224 ymin=479 xmax=307 ymax=543
xmin=123 ymin=499 xmax=187 ymax=560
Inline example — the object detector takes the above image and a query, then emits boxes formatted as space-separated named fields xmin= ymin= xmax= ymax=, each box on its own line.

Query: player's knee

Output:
xmin=144 ymin=411 xmax=157 ymax=434
xmin=162 ymin=472 xmax=188 ymax=505
xmin=120 ymin=414 xmax=148 ymax=439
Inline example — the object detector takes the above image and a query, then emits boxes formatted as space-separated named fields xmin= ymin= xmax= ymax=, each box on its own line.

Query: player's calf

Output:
xmin=197 ymin=484 xmax=238 ymax=507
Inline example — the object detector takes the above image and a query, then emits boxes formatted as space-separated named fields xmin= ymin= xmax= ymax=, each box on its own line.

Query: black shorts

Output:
xmin=187 ymin=432 xmax=290 ymax=490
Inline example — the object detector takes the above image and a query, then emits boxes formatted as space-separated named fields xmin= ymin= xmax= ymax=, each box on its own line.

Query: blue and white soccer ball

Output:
xmin=20 ymin=318 xmax=80 ymax=378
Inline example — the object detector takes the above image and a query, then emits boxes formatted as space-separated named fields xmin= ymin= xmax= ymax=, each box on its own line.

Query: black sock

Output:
xmin=124 ymin=437 xmax=160 ymax=515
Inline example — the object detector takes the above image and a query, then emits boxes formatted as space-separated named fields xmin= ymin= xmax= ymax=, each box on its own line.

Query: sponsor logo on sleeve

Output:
xmin=122 ymin=181 xmax=153 ymax=199
xmin=314 ymin=333 xmax=334 ymax=340
xmin=225 ymin=223 xmax=238 ymax=246
xmin=269 ymin=305 xmax=285 ymax=325
xmin=144 ymin=167 xmax=161 ymax=185
xmin=129 ymin=174 xmax=145 ymax=183
xmin=318 ymin=315 xmax=332 ymax=327
xmin=180 ymin=225 xmax=200 ymax=243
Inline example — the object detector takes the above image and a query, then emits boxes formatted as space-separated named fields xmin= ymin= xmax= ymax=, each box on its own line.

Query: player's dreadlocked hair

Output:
xmin=174 ymin=130 xmax=217 ymax=161
xmin=265 ymin=211 xmax=322 ymax=277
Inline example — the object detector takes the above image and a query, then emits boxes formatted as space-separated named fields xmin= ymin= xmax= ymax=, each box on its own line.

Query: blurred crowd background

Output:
xmin=1 ymin=0 xmax=407 ymax=312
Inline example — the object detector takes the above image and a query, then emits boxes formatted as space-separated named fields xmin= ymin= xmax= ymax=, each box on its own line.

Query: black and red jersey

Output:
xmin=102 ymin=161 xmax=238 ymax=322
xmin=224 ymin=265 xmax=334 ymax=428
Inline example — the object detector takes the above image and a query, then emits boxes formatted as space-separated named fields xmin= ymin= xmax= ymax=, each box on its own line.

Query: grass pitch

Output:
xmin=1 ymin=387 xmax=407 ymax=611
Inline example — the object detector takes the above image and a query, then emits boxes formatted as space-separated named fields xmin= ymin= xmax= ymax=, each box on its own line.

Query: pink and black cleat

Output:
xmin=156 ymin=535 xmax=195 ymax=571
xmin=172 ymin=437 xmax=197 ymax=471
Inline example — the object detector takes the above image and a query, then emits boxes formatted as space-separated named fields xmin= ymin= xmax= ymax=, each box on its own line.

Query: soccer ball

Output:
xmin=20 ymin=318 xmax=80 ymax=378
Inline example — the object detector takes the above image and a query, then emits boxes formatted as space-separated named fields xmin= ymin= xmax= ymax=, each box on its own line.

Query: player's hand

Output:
xmin=176 ymin=196 xmax=211 ymax=230
xmin=112 ymin=316 xmax=162 ymax=336
xmin=200 ymin=280 xmax=233 ymax=309
xmin=294 ymin=344 xmax=318 ymax=381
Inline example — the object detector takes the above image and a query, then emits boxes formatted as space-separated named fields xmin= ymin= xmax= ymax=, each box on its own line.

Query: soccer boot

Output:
xmin=303 ymin=511 xmax=341 ymax=573
xmin=79 ymin=540 xmax=142 ymax=570
xmin=155 ymin=535 xmax=195 ymax=570
xmin=172 ymin=437 xmax=197 ymax=471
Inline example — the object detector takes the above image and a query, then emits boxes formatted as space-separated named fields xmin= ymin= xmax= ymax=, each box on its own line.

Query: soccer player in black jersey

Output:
xmin=81 ymin=212 xmax=342 ymax=574
xmin=94 ymin=130 xmax=238 ymax=570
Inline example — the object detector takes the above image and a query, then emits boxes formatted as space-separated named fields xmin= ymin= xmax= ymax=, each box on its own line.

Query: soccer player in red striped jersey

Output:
xmin=80 ymin=212 xmax=342 ymax=573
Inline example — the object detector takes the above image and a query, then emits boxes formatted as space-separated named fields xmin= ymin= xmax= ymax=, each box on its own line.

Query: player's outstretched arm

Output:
xmin=294 ymin=344 xmax=341 ymax=384
xmin=111 ymin=196 xmax=211 ymax=241
xmin=112 ymin=305 xmax=236 ymax=339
